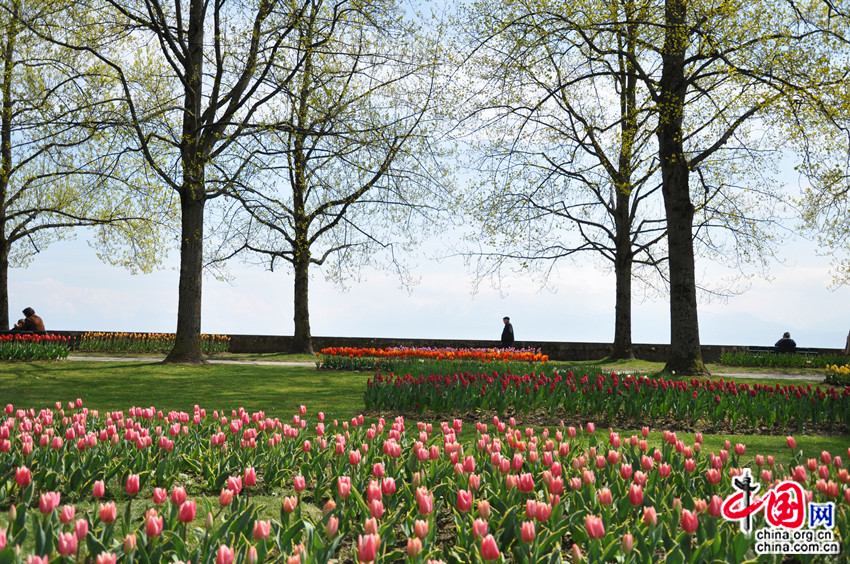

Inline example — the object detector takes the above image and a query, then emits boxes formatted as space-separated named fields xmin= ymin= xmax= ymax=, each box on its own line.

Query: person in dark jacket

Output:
xmin=501 ymin=316 xmax=514 ymax=348
xmin=774 ymin=331 xmax=796 ymax=353
xmin=13 ymin=307 xmax=45 ymax=332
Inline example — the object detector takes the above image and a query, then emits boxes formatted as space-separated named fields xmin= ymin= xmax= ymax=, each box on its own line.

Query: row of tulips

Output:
xmin=318 ymin=347 xmax=549 ymax=372
xmin=364 ymin=371 xmax=850 ymax=432
xmin=0 ymin=335 xmax=70 ymax=361
xmin=75 ymin=333 xmax=231 ymax=354
xmin=2 ymin=400 xmax=849 ymax=562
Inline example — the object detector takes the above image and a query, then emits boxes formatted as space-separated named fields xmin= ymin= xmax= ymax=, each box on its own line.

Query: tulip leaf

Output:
xmin=0 ymin=548 xmax=17 ymax=564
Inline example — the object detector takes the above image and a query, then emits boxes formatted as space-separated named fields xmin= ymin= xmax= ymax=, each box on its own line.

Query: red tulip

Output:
xmin=681 ymin=509 xmax=699 ymax=534
xmin=481 ymin=534 xmax=501 ymax=560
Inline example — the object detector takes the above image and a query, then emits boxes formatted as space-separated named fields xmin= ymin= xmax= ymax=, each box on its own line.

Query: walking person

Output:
xmin=501 ymin=316 xmax=514 ymax=348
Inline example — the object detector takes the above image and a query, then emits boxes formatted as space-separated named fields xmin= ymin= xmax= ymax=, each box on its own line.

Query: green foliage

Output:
xmin=719 ymin=351 xmax=850 ymax=369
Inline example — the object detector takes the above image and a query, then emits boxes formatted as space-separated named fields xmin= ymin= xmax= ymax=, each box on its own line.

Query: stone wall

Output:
xmin=51 ymin=331 xmax=847 ymax=362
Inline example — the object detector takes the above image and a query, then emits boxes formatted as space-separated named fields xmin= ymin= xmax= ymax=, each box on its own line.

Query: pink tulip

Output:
xmin=357 ymin=533 xmax=380 ymax=562
xmin=369 ymin=498 xmax=384 ymax=519
xmin=39 ymin=491 xmax=61 ymax=514
xmin=682 ymin=509 xmax=699 ymax=534
xmin=244 ymin=467 xmax=257 ymax=487
xmin=293 ymin=475 xmax=306 ymax=492
xmin=622 ymin=532 xmax=634 ymax=552
xmin=26 ymin=557 xmax=48 ymax=564
xmin=125 ymin=474 xmax=140 ymax=495
xmin=0 ymin=528 xmax=6 ymax=551
xmin=253 ymin=520 xmax=271 ymax=540
xmin=219 ymin=488 xmax=234 ymax=507
xmin=337 ymin=476 xmax=351 ymax=498
xmin=99 ymin=501 xmax=117 ymax=523
xmin=407 ymin=537 xmax=422 ymax=558
xmin=15 ymin=466 xmax=31 ymax=487
xmin=382 ymin=477 xmax=396 ymax=496
xmin=458 ymin=489 xmax=473 ymax=512
xmin=96 ymin=552 xmax=117 ymax=564
xmin=643 ymin=506 xmax=658 ymax=527
xmin=585 ymin=514 xmax=605 ymax=539
xmin=658 ymin=463 xmax=671 ymax=478
xmin=226 ymin=476 xmax=242 ymax=494
xmin=414 ymin=519 xmax=429 ymax=539
xmin=74 ymin=518 xmax=88 ymax=540
xmin=417 ymin=489 xmax=434 ymax=515
xmin=216 ymin=545 xmax=235 ymax=564
xmin=171 ymin=486 xmax=187 ymax=506
xmin=598 ymin=487 xmax=613 ymax=505
xmin=327 ymin=515 xmax=339 ymax=537
xmin=786 ymin=436 xmax=797 ymax=449
xmin=481 ymin=534 xmax=501 ymax=560
xmin=706 ymin=468 xmax=722 ymax=485
xmin=60 ymin=504 xmax=76 ymax=524
xmin=629 ymin=484 xmax=644 ymax=506
xmin=521 ymin=520 xmax=536 ymax=543
xmin=153 ymin=488 xmax=168 ymax=505
xmin=57 ymin=531 xmax=78 ymax=556
xmin=124 ymin=534 xmax=137 ymax=553
xmin=246 ymin=546 xmax=258 ymax=564
xmin=282 ymin=496 xmax=298 ymax=514
xmin=92 ymin=480 xmax=105 ymax=498
xmin=145 ymin=509 xmax=163 ymax=537
xmin=471 ymin=518 xmax=488 ymax=539
xmin=178 ymin=500 xmax=197 ymax=523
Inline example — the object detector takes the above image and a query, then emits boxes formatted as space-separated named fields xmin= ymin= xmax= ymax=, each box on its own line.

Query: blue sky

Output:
xmin=8 ymin=225 xmax=850 ymax=349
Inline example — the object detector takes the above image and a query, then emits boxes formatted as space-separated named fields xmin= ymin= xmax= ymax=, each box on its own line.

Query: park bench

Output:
xmin=748 ymin=345 xmax=820 ymax=356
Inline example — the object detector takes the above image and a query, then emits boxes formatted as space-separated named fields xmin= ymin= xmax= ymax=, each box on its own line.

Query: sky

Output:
xmin=8 ymin=223 xmax=850 ymax=350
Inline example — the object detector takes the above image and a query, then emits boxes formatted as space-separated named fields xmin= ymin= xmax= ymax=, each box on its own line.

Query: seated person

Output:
xmin=12 ymin=307 xmax=45 ymax=332
xmin=774 ymin=331 xmax=796 ymax=353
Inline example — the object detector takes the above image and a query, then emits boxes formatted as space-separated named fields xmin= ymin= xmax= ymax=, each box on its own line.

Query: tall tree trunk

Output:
xmin=657 ymin=0 xmax=707 ymax=376
xmin=165 ymin=0 xmax=206 ymax=364
xmin=292 ymin=246 xmax=313 ymax=354
xmin=165 ymin=190 xmax=205 ymax=363
xmin=1 ymin=11 xmax=14 ymax=331
xmin=612 ymin=233 xmax=635 ymax=359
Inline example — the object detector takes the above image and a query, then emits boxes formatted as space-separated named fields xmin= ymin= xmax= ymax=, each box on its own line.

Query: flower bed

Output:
xmin=76 ymin=332 xmax=231 ymax=354
xmin=826 ymin=365 xmax=850 ymax=386
xmin=1 ymin=401 xmax=849 ymax=562
xmin=0 ymin=334 xmax=70 ymax=361
xmin=365 ymin=371 xmax=850 ymax=433
xmin=318 ymin=347 xmax=549 ymax=372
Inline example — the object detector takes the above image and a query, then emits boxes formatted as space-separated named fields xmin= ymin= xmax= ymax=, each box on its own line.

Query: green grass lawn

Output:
xmin=1 ymin=357 xmax=845 ymax=468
